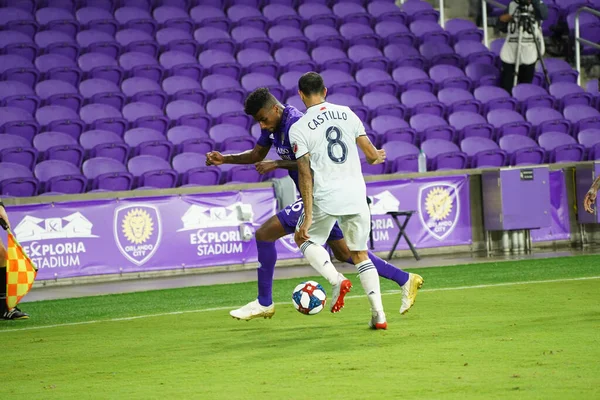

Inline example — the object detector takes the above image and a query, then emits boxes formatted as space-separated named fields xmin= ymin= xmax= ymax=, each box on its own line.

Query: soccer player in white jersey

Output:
xmin=289 ymin=72 xmax=391 ymax=330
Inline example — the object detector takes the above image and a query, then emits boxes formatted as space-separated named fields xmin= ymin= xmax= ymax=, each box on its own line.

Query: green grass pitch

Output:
xmin=1 ymin=255 xmax=599 ymax=399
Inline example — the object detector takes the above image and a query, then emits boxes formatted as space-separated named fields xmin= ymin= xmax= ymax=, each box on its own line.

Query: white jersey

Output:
xmin=500 ymin=1 xmax=545 ymax=65
xmin=289 ymin=102 xmax=367 ymax=216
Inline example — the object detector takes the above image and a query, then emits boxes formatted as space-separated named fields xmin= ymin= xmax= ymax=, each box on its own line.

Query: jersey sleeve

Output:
xmin=289 ymin=123 xmax=309 ymax=159
xmin=257 ymin=129 xmax=273 ymax=148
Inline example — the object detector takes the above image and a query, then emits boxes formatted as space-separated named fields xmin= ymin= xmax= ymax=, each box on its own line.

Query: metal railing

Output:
xmin=399 ymin=0 xmax=445 ymax=28
xmin=575 ymin=7 xmax=600 ymax=86
xmin=480 ymin=0 xmax=510 ymax=48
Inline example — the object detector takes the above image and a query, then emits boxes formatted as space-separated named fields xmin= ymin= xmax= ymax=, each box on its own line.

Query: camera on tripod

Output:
xmin=513 ymin=0 xmax=531 ymax=6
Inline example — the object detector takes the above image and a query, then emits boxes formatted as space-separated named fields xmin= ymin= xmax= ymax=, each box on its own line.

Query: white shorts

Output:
xmin=296 ymin=203 xmax=371 ymax=251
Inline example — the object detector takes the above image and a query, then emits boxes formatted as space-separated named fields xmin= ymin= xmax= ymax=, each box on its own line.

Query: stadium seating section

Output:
xmin=0 ymin=0 xmax=599 ymax=196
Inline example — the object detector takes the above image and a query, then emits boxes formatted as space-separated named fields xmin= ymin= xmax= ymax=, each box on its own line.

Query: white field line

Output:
xmin=1 ymin=275 xmax=599 ymax=334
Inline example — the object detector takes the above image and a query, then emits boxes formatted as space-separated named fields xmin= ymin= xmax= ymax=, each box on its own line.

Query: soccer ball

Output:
xmin=292 ymin=280 xmax=327 ymax=315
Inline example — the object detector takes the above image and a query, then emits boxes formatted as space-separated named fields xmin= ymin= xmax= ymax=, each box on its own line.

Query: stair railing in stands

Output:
xmin=574 ymin=7 xmax=600 ymax=86
xmin=399 ymin=0 xmax=446 ymax=28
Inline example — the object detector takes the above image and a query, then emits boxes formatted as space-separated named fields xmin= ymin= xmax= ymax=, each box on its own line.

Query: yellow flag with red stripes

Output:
xmin=5 ymin=231 xmax=38 ymax=309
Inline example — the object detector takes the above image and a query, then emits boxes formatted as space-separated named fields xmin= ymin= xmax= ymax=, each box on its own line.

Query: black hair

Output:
xmin=298 ymin=72 xmax=325 ymax=96
xmin=244 ymin=87 xmax=277 ymax=116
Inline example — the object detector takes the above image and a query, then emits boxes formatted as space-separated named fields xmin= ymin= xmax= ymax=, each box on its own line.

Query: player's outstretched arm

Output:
xmin=206 ymin=144 xmax=270 ymax=166
xmin=255 ymin=159 xmax=299 ymax=175
xmin=357 ymin=136 xmax=386 ymax=165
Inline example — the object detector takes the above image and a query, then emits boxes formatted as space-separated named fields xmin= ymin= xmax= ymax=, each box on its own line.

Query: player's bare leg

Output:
xmin=328 ymin=239 xmax=424 ymax=315
xmin=229 ymin=215 xmax=287 ymax=321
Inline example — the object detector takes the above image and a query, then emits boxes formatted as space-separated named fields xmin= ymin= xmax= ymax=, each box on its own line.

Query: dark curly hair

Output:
xmin=244 ymin=87 xmax=278 ymax=116
xmin=298 ymin=72 xmax=325 ymax=96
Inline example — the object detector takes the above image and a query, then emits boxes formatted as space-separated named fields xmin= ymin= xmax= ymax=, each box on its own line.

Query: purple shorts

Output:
xmin=276 ymin=199 xmax=344 ymax=242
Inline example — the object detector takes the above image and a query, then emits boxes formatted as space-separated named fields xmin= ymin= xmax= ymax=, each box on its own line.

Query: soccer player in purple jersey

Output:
xmin=206 ymin=87 xmax=423 ymax=321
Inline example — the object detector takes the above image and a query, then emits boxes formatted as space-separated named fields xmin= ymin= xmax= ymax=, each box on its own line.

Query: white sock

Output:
xmin=300 ymin=241 xmax=339 ymax=286
xmin=356 ymin=260 xmax=384 ymax=313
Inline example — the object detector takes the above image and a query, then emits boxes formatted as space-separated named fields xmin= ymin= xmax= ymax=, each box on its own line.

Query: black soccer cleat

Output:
xmin=2 ymin=307 xmax=29 ymax=320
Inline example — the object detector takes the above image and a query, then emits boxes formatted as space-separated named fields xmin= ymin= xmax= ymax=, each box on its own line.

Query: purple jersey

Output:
xmin=257 ymin=104 xmax=303 ymax=187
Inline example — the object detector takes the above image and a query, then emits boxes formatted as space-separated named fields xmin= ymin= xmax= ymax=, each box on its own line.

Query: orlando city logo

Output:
xmin=418 ymin=183 xmax=460 ymax=241
xmin=114 ymin=205 xmax=161 ymax=266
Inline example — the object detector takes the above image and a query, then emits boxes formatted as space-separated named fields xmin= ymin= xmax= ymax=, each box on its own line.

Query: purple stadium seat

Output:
xmin=410 ymin=114 xmax=455 ymax=142
xmin=114 ymin=7 xmax=157 ymax=35
xmin=564 ymin=105 xmax=600 ymax=133
xmin=156 ymin=28 xmax=198 ymax=56
xmin=0 ymin=54 xmax=39 ymax=87
xmin=512 ymin=83 xmax=556 ymax=110
xmin=487 ymin=109 xmax=532 ymax=137
xmin=460 ymin=136 xmax=507 ymax=168
xmin=304 ymin=24 xmax=346 ymax=50
xmin=420 ymin=139 xmax=468 ymax=170
xmin=0 ymin=7 xmax=39 ymax=38
xmin=171 ymin=152 xmax=220 ymax=186
xmin=499 ymin=134 xmax=545 ymax=166
xmin=0 ymin=161 xmax=39 ymax=197
xmin=115 ymin=28 xmax=158 ymax=57
xmin=236 ymin=48 xmax=279 ymax=76
xmin=202 ymin=74 xmax=245 ymax=104
xmin=319 ymin=69 xmax=361 ymax=97
xmin=473 ymin=85 xmax=518 ymax=114
xmin=286 ymin=95 xmax=305 ymax=112
xmin=34 ymin=30 xmax=78 ymax=60
xmin=167 ymin=125 xmax=214 ymax=154
xmin=120 ymin=77 xmax=166 ymax=110
xmin=76 ymin=7 xmax=118 ymax=35
xmin=311 ymin=46 xmax=354 ymax=75
xmin=36 ymin=7 xmax=80 ymax=37
xmin=274 ymin=47 xmax=316 ymax=73
xmin=490 ymin=38 xmax=505 ymax=56
xmin=198 ymin=49 xmax=242 ymax=80
xmin=223 ymin=164 xmax=261 ymax=184
xmin=430 ymin=64 xmax=472 ymax=91
xmin=382 ymin=141 xmax=420 ymax=173
xmin=371 ymin=115 xmax=414 ymax=143
xmin=454 ymin=40 xmax=495 ymax=66
xmin=76 ymin=29 xmax=120 ymax=59
xmin=392 ymin=66 xmax=435 ymax=93
xmin=35 ymin=79 xmax=83 ymax=112
xmin=437 ymin=88 xmax=482 ymax=115
xmin=0 ymin=134 xmax=37 ymax=170
xmin=400 ymin=90 xmax=446 ymax=117
xmin=230 ymin=25 xmax=273 ymax=53
xmin=525 ymin=107 xmax=572 ymax=137
xmin=538 ymin=131 xmax=585 ymax=163
xmin=578 ymin=128 xmax=600 ymax=160
xmin=279 ymin=70 xmax=304 ymax=97
xmin=362 ymin=92 xmax=406 ymax=119
xmin=79 ymin=103 xmax=128 ymax=136
xmin=206 ymin=98 xmax=251 ymax=129
xmin=536 ymin=58 xmax=579 ymax=85
xmin=410 ymin=20 xmax=450 ymax=45
xmin=375 ymin=21 xmax=416 ymax=48
xmin=193 ymin=27 xmax=236 ymax=54
xmin=549 ymin=82 xmax=594 ymax=109
xmin=210 ymin=124 xmax=255 ymax=152
xmin=241 ymin=73 xmax=286 ymax=100
xmin=401 ymin=0 xmax=439 ymax=23
xmin=419 ymin=42 xmax=461 ymax=68
xmin=127 ymin=155 xmax=177 ymax=188
xmin=465 ymin=62 xmax=500 ymax=88
xmin=82 ymin=157 xmax=133 ymax=191
xmin=36 ymin=105 xmax=85 ymax=139
xmin=448 ymin=111 xmax=495 ymax=140
xmin=166 ymin=99 xmax=210 ymax=130
xmin=78 ymin=52 xmax=124 ymax=85
xmin=35 ymin=54 xmax=81 ymax=87
xmin=159 ymin=50 xmax=203 ymax=81
xmin=79 ymin=129 xmax=129 ymax=162
xmin=162 ymin=76 xmax=207 ymax=106
xmin=77 ymin=80 xmax=122 ymax=112
xmin=122 ymin=102 xmax=168 ymax=133
xmin=227 ymin=5 xmax=268 ymax=31
xmin=332 ymin=2 xmax=373 ymax=27
xmin=326 ymin=93 xmax=370 ymax=123
xmin=368 ymin=1 xmax=407 ymax=24
xmin=189 ymin=5 xmax=230 ymax=32
xmin=298 ymin=4 xmax=337 ymax=27
xmin=119 ymin=51 xmax=164 ymax=82
xmin=268 ymin=26 xmax=311 ymax=54
xmin=0 ymin=80 xmax=40 ymax=114
xmin=153 ymin=6 xmax=194 ymax=32
xmin=339 ymin=23 xmax=381 ymax=48
xmin=123 ymin=127 xmax=173 ymax=160
xmin=34 ymin=159 xmax=87 ymax=194
xmin=33 ymin=130 xmax=84 ymax=166
xmin=383 ymin=43 xmax=426 ymax=69
xmin=445 ymin=18 xmax=483 ymax=43
xmin=0 ymin=106 xmax=39 ymax=141
xmin=263 ymin=4 xmax=303 ymax=29
xmin=348 ymin=45 xmax=390 ymax=72
xmin=0 ymin=30 xmax=38 ymax=62
xmin=355 ymin=68 xmax=399 ymax=96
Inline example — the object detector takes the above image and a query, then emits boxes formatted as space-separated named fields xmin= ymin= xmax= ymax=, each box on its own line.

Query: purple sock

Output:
xmin=257 ymin=240 xmax=277 ymax=306
xmin=346 ymin=251 xmax=409 ymax=287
